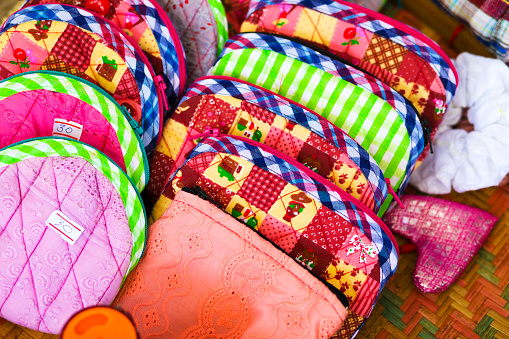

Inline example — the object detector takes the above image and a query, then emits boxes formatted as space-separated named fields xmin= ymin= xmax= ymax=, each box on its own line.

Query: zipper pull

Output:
xmin=191 ymin=127 xmax=220 ymax=141
xmin=182 ymin=186 xmax=222 ymax=208
xmin=122 ymin=106 xmax=144 ymax=136
xmin=385 ymin=178 xmax=405 ymax=209
xmin=155 ymin=75 xmax=169 ymax=111
xmin=422 ymin=119 xmax=434 ymax=154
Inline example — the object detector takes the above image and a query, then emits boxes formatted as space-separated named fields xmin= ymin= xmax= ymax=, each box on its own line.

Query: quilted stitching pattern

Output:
xmin=2 ymin=4 xmax=161 ymax=153
xmin=0 ymin=156 xmax=133 ymax=334
xmin=186 ymin=77 xmax=388 ymax=206
xmin=0 ymin=72 xmax=147 ymax=191
xmin=0 ymin=138 xmax=147 ymax=274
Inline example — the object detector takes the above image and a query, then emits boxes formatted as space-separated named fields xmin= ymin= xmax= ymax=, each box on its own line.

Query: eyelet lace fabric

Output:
xmin=0 ymin=156 xmax=133 ymax=334
xmin=114 ymin=191 xmax=348 ymax=338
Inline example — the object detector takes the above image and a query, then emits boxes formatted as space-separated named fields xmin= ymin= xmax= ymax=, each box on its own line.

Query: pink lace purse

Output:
xmin=114 ymin=190 xmax=349 ymax=337
xmin=384 ymin=195 xmax=498 ymax=293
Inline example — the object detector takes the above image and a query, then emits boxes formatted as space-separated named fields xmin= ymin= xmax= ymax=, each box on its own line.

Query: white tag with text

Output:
xmin=53 ymin=119 xmax=83 ymax=140
xmin=45 ymin=210 xmax=84 ymax=245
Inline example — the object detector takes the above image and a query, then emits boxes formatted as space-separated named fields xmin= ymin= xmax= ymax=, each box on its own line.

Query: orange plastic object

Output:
xmin=61 ymin=306 xmax=137 ymax=339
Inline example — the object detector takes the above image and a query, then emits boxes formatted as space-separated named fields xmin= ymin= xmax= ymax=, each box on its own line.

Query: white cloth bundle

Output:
xmin=410 ymin=52 xmax=509 ymax=194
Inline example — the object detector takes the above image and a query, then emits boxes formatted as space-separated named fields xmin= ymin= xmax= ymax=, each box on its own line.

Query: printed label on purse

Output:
xmin=45 ymin=210 xmax=84 ymax=245
xmin=53 ymin=119 xmax=83 ymax=140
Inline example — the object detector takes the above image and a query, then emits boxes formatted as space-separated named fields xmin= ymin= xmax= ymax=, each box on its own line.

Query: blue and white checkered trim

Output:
xmin=130 ymin=0 xmax=182 ymax=106
xmin=222 ymin=33 xmax=424 ymax=196
xmin=247 ymin=0 xmax=457 ymax=104
xmin=184 ymin=135 xmax=398 ymax=295
xmin=2 ymin=4 xmax=161 ymax=153
xmin=187 ymin=76 xmax=388 ymax=207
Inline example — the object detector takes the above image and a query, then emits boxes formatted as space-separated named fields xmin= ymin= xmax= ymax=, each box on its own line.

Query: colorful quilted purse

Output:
xmin=155 ymin=0 xmax=228 ymax=84
xmin=240 ymin=0 xmax=458 ymax=157
xmin=114 ymin=190 xmax=349 ymax=337
xmin=1 ymin=4 xmax=164 ymax=152
xmin=0 ymin=71 xmax=148 ymax=191
xmin=209 ymin=47 xmax=421 ymax=214
xmin=0 ymin=137 xmax=146 ymax=334
xmin=21 ymin=0 xmax=187 ymax=110
xmin=161 ymin=135 xmax=399 ymax=337
xmin=146 ymin=75 xmax=389 ymax=221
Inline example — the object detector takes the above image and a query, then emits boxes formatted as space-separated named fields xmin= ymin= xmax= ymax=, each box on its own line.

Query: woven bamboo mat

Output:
xmin=0 ymin=0 xmax=507 ymax=338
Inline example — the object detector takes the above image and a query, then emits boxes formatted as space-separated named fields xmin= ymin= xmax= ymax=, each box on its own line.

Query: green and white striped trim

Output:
xmin=0 ymin=138 xmax=146 ymax=275
xmin=208 ymin=0 xmax=228 ymax=55
xmin=0 ymin=72 xmax=147 ymax=191
xmin=210 ymin=48 xmax=411 ymax=190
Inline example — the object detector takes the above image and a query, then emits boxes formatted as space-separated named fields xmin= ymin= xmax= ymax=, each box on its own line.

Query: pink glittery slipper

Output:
xmin=383 ymin=195 xmax=498 ymax=293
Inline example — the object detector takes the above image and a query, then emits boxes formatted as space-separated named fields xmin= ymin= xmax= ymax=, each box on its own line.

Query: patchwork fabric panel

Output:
xmin=222 ymin=33 xmax=425 ymax=194
xmin=240 ymin=0 xmax=457 ymax=147
xmin=158 ymin=136 xmax=398 ymax=322
xmin=244 ymin=0 xmax=457 ymax=102
xmin=156 ymin=0 xmax=227 ymax=84
xmin=145 ymin=76 xmax=388 ymax=218
xmin=0 ymin=156 xmax=133 ymax=334
xmin=210 ymin=48 xmax=412 ymax=194
xmin=2 ymin=4 xmax=162 ymax=152
xmin=0 ymin=72 xmax=148 ymax=191
xmin=146 ymin=94 xmax=382 ymax=215
xmin=23 ymin=0 xmax=182 ymax=107
xmin=24 ymin=0 xmax=163 ymax=77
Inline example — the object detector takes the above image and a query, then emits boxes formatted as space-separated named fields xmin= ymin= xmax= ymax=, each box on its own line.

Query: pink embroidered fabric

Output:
xmin=114 ymin=191 xmax=348 ymax=338
xmin=0 ymin=90 xmax=126 ymax=171
xmin=383 ymin=195 xmax=498 ymax=293
xmin=0 ymin=156 xmax=133 ymax=334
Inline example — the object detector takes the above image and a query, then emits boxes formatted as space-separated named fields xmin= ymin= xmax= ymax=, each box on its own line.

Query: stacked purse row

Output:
xmin=129 ymin=0 xmax=458 ymax=337
xmin=0 ymin=0 xmax=193 ymax=334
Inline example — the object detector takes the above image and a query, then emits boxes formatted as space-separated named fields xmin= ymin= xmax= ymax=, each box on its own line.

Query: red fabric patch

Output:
xmin=51 ymin=23 xmax=97 ymax=72
xmin=259 ymin=215 xmax=300 ymax=253
xmin=302 ymin=205 xmax=354 ymax=254
xmin=237 ymin=165 xmax=287 ymax=212
xmin=240 ymin=100 xmax=275 ymax=124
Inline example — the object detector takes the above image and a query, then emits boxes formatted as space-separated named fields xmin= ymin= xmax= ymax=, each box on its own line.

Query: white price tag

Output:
xmin=45 ymin=210 xmax=84 ymax=245
xmin=52 ymin=119 xmax=83 ymax=140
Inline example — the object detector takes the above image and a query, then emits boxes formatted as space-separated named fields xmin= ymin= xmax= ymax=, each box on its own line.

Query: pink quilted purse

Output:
xmin=114 ymin=190 xmax=349 ymax=338
xmin=384 ymin=195 xmax=498 ymax=293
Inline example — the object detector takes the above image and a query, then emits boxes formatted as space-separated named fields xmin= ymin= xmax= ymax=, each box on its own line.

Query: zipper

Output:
xmin=230 ymin=32 xmax=427 ymax=143
xmin=331 ymin=0 xmax=458 ymax=83
xmin=182 ymin=184 xmax=351 ymax=308
xmin=155 ymin=74 xmax=169 ymax=110
xmin=200 ymin=133 xmax=399 ymax=254
xmin=145 ymin=0 xmax=187 ymax=97
xmin=0 ymin=135 xmax=148 ymax=259
xmin=20 ymin=4 xmax=165 ymax=143
xmin=0 ymin=70 xmax=150 ymax=183
xmin=385 ymin=178 xmax=404 ymax=209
